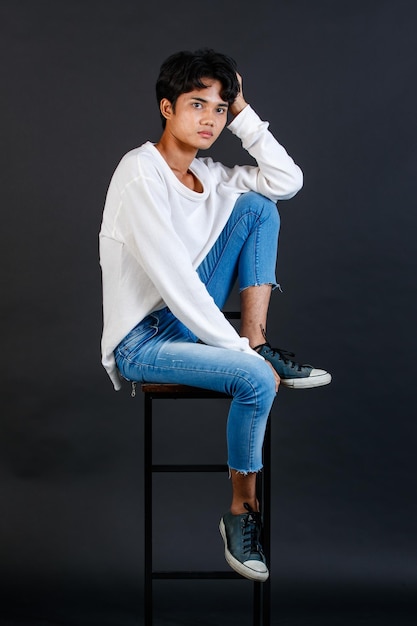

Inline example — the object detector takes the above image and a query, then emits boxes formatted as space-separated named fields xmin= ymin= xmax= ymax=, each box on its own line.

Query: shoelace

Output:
xmin=254 ymin=343 xmax=304 ymax=372
xmin=241 ymin=503 xmax=263 ymax=556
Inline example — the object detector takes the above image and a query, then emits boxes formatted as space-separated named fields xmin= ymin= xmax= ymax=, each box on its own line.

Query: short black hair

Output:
xmin=156 ymin=48 xmax=239 ymax=128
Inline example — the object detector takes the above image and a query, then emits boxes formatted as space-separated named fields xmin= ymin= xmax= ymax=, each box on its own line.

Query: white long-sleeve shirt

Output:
xmin=99 ymin=105 xmax=303 ymax=389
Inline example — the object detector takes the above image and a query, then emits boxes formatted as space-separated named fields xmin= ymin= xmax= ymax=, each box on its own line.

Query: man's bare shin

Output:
xmin=230 ymin=469 xmax=259 ymax=514
xmin=240 ymin=284 xmax=272 ymax=348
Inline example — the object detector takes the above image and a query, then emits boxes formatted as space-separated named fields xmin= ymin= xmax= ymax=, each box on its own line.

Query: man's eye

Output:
xmin=217 ymin=108 xmax=226 ymax=114
xmin=192 ymin=102 xmax=202 ymax=108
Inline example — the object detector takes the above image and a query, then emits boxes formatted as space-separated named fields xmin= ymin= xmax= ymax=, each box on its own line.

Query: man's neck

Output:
xmin=155 ymin=133 xmax=197 ymax=177
xmin=155 ymin=133 xmax=203 ymax=192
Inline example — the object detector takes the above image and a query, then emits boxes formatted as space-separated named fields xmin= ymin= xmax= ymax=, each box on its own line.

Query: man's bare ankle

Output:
xmin=230 ymin=501 xmax=259 ymax=515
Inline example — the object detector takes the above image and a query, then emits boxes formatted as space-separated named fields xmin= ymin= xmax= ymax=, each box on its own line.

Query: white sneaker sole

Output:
xmin=219 ymin=519 xmax=269 ymax=582
xmin=280 ymin=371 xmax=332 ymax=389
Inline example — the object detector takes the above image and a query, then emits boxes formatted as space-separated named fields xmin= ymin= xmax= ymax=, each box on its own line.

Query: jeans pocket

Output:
xmin=115 ymin=314 xmax=159 ymax=359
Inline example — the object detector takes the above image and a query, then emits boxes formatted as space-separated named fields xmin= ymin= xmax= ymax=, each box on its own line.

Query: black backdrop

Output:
xmin=1 ymin=1 xmax=417 ymax=624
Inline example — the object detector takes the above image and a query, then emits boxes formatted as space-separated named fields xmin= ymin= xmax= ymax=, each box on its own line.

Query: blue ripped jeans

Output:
xmin=115 ymin=192 xmax=280 ymax=473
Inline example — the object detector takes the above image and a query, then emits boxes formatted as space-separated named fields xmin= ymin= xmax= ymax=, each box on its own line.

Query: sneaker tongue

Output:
xmin=243 ymin=503 xmax=261 ymax=526
xmin=245 ymin=511 xmax=261 ymax=528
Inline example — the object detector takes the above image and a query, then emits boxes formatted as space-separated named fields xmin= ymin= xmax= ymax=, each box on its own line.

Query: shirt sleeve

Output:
xmin=213 ymin=105 xmax=303 ymax=201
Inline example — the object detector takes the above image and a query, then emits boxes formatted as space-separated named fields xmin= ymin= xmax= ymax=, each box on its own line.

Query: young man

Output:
xmin=99 ymin=49 xmax=331 ymax=582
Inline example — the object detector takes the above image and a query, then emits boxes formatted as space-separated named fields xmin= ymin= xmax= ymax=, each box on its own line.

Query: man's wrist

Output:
xmin=229 ymin=98 xmax=249 ymax=118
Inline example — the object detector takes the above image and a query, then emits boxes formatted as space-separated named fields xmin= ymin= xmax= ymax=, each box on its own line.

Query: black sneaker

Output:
xmin=219 ymin=503 xmax=269 ymax=582
xmin=255 ymin=343 xmax=331 ymax=389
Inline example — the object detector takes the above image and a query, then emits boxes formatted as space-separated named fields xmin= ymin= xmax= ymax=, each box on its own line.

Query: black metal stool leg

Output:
xmin=253 ymin=418 xmax=271 ymax=626
xmin=263 ymin=418 xmax=272 ymax=626
xmin=144 ymin=393 xmax=153 ymax=626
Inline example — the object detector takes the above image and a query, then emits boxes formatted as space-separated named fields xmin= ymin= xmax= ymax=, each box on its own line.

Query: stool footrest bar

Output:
xmin=152 ymin=464 xmax=228 ymax=473
xmin=152 ymin=571 xmax=243 ymax=580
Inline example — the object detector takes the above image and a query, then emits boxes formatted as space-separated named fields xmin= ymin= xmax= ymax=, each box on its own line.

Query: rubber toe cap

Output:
xmin=243 ymin=559 xmax=268 ymax=573
xmin=310 ymin=368 xmax=329 ymax=377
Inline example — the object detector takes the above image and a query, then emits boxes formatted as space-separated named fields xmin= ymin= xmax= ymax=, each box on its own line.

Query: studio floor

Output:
xmin=151 ymin=606 xmax=417 ymax=626
xmin=2 ymin=608 xmax=417 ymax=626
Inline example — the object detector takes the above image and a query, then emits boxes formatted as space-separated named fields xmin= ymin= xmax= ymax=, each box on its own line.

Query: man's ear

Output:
xmin=160 ymin=98 xmax=173 ymax=122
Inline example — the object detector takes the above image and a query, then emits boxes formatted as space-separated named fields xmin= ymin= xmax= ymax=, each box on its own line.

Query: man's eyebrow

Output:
xmin=190 ymin=96 xmax=229 ymax=108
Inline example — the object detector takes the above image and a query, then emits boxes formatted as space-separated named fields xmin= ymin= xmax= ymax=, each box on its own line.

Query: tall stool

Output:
xmin=141 ymin=313 xmax=271 ymax=626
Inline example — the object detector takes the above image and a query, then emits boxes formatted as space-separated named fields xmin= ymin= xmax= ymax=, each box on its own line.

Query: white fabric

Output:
xmin=99 ymin=105 xmax=303 ymax=389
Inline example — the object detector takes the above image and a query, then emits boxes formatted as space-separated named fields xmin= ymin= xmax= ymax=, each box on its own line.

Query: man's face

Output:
xmin=163 ymin=79 xmax=229 ymax=150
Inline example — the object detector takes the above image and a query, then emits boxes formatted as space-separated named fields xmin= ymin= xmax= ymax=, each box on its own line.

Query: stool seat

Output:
xmin=142 ymin=383 xmax=198 ymax=391
xmin=141 ymin=382 xmax=229 ymax=397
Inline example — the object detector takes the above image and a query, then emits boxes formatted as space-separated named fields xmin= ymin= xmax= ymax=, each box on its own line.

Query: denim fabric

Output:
xmin=197 ymin=190 xmax=280 ymax=306
xmin=115 ymin=192 xmax=280 ymax=473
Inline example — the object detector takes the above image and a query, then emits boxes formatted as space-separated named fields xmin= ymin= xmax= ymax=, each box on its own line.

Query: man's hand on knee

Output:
xmin=265 ymin=361 xmax=280 ymax=392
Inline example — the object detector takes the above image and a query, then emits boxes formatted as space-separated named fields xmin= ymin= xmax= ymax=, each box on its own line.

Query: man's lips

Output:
xmin=198 ymin=130 xmax=213 ymax=138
